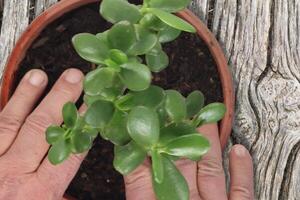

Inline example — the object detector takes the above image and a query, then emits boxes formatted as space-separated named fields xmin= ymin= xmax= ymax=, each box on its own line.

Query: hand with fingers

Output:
xmin=0 ymin=68 xmax=254 ymax=200
xmin=0 ymin=69 xmax=86 ymax=199
xmin=125 ymin=124 xmax=254 ymax=200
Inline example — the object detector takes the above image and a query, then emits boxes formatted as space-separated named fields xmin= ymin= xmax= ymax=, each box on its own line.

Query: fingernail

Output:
xmin=28 ymin=70 xmax=46 ymax=86
xmin=234 ymin=145 xmax=247 ymax=157
xmin=64 ymin=69 xmax=82 ymax=84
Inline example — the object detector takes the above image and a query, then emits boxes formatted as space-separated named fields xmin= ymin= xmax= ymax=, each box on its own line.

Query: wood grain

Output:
xmin=190 ymin=0 xmax=300 ymax=199
xmin=0 ymin=0 xmax=300 ymax=199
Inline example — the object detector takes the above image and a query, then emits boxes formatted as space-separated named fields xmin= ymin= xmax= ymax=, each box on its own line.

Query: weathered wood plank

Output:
xmin=35 ymin=0 xmax=58 ymax=16
xmin=191 ymin=0 xmax=300 ymax=199
xmin=188 ymin=0 xmax=210 ymax=24
xmin=0 ymin=0 xmax=30 ymax=78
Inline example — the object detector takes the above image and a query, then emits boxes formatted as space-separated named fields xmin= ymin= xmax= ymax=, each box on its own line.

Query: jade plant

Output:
xmin=46 ymin=0 xmax=226 ymax=199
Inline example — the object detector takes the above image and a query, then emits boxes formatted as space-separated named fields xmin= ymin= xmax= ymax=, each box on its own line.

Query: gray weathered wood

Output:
xmin=0 ymin=0 xmax=30 ymax=79
xmin=1 ymin=0 xmax=300 ymax=199
xmin=35 ymin=0 xmax=58 ymax=16
xmin=191 ymin=0 xmax=300 ymax=199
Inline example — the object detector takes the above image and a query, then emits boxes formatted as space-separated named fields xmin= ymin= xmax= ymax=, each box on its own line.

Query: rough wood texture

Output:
xmin=193 ymin=0 xmax=300 ymax=199
xmin=35 ymin=0 xmax=58 ymax=16
xmin=1 ymin=0 xmax=300 ymax=199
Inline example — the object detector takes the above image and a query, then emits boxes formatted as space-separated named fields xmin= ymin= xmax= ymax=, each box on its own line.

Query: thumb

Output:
xmin=124 ymin=158 xmax=156 ymax=200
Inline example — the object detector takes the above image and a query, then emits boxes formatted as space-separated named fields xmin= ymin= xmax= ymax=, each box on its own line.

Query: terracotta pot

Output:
xmin=0 ymin=1 xmax=234 ymax=150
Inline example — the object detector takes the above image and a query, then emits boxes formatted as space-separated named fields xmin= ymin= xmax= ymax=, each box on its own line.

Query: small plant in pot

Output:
xmin=44 ymin=0 xmax=226 ymax=199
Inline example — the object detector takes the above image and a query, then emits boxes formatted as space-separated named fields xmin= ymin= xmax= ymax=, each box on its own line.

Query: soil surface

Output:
xmin=14 ymin=2 xmax=222 ymax=200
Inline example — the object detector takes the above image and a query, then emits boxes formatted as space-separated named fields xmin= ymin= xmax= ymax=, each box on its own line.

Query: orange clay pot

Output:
xmin=0 ymin=0 xmax=234 ymax=153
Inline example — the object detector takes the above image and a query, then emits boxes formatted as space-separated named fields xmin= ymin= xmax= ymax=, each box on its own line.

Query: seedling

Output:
xmin=46 ymin=0 xmax=226 ymax=199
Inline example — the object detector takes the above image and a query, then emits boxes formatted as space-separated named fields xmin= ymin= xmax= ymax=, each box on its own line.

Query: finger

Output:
xmin=37 ymin=105 xmax=88 ymax=199
xmin=229 ymin=145 xmax=254 ymax=200
xmin=5 ymin=69 xmax=83 ymax=172
xmin=175 ymin=159 xmax=200 ymax=200
xmin=197 ymin=123 xmax=227 ymax=200
xmin=0 ymin=70 xmax=47 ymax=155
xmin=124 ymin=158 xmax=156 ymax=200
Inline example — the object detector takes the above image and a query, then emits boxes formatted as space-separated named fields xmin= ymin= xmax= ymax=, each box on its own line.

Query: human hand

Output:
xmin=124 ymin=124 xmax=254 ymax=200
xmin=0 ymin=69 xmax=86 ymax=200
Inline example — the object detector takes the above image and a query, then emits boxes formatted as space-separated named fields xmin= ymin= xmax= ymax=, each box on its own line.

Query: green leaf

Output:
xmin=159 ymin=123 xmax=196 ymax=146
xmin=149 ymin=0 xmax=192 ymax=12
xmin=71 ymin=130 xmax=93 ymax=153
xmin=158 ymin=25 xmax=181 ymax=43
xmin=113 ymin=141 xmax=147 ymax=175
xmin=127 ymin=106 xmax=160 ymax=147
xmin=194 ymin=103 xmax=226 ymax=126
xmin=72 ymin=33 xmax=109 ymax=64
xmin=186 ymin=91 xmax=205 ymax=118
xmin=151 ymin=149 xmax=164 ymax=183
xmin=147 ymin=8 xmax=196 ymax=33
xmin=85 ymin=100 xmax=115 ymax=128
xmin=152 ymin=156 xmax=189 ymax=200
xmin=62 ymin=102 xmax=78 ymax=128
xmin=165 ymin=90 xmax=187 ymax=122
xmin=48 ymin=139 xmax=71 ymax=165
xmin=146 ymin=47 xmax=169 ymax=72
xmin=103 ymin=110 xmax=131 ymax=145
xmin=119 ymin=62 xmax=151 ymax=91
xmin=140 ymin=13 xmax=166 ymax=31
xmin=108 ymin=21 xmax=136 ymax=52
xmin=128 ymin=25 xmax=157 ymax=55
xmin=46 ymin=126 xmax=65 ymax=145
xmin=132 ymin=85 xmax=165 ymax=109
xmin=84 ymin=67 xmax=117 ymax=96
xmin=100 ymin=0 xmax=142 ymax=24
xmin=161 ymin=134 xmax=210 ymax=161
xmin=109 ymin=49 xmax=128 ymax=64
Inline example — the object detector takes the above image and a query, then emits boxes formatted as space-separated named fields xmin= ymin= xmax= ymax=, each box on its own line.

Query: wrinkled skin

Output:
xmin=0 ymin=69 xmax=254 ymax=200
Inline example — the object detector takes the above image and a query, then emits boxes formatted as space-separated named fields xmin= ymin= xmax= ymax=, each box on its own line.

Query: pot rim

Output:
xmin=0 ymin=0 xmax=234 ymax=150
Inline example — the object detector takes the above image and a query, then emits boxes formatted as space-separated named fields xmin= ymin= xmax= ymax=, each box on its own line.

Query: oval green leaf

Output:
xmin=159 ymin=123 xmax=196 ymax=146
xmin=108 ymin=21 xmax=136 ymax=52
xmin=186 ymin=91 xmax=205 ymax=118
xmin=161 ymin=134 xmax=210 ymax=161
xmin=140 ymin=13 xmax=166 ymax=31
xmin=128 ymin=25 xmax=158 ymax=55
xmin=72 ymin=33 xmax=109 ymax=64
xmin=147 ymin=8 xmax=196 ymax=33
xmin=127 ymin=106 xmax=160 ymax=147
xmin=48 ymin=139 xmax=71 ymax=165
xmin=120 ymin=62 xmax=152 ymax=91
xmin=84 ymin=100 xmax=115 ymax=129
xmin=194 ymin=103 xmax=226 ymax=126
xmin=165 ymin=90 xmax=187 ymax=122
xmin=109 ymin=49 xmax=128 ymax=64
xmin=100 ymin=0 xmax=142 ymax=24
xmin=103 ymin=110 xmax=131 ymax=145
xmin=149 ymin=0 xmax=192 ymax=12
xmin=146 ymin=48 xmax=169 ymax=72
xmin=62 ymin=102 xmax=78 ymax=128
xmin=152 ymin=156 xmax=189 ymax=200
xmin=158 ymin=25 xmax=181 ymax=43
xmin=71 ymin=130 xmax=93 ymax=153
xmin=151 ymin=149 xmax=164 ymax=183
xmin=84 ymin=67 xmax=117 ymax=96
xmin=132 ymin=85 xmax=165 ymax=108
xmin=113 ymin=141 xmax=147 ymax=175
xmin=46 ymin=126 xmax=65 ymax=145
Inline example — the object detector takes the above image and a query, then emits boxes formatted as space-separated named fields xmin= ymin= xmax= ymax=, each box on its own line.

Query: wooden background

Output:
xmin=0 ymin=0 xmax=300 ymax=199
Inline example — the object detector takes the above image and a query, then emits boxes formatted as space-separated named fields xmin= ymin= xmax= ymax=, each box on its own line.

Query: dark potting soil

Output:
xmin=14 ymin=2 xmax=222 ymax=200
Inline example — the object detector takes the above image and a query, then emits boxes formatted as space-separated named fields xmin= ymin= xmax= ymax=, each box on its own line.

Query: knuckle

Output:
xmin=197 ymin=158 xmax=224 ymax=177
xmin=23 ymin=113 xmax=53 ymax=134
xmin=53 ymin=82 xmax=79 ymax=99
xmin=231 ymin=185 xmax=253 ymax=200
xmin=0 ymin=114 xmax=22 ymax=134
xmin=125 ymin=164 xmax=151 ymax=190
